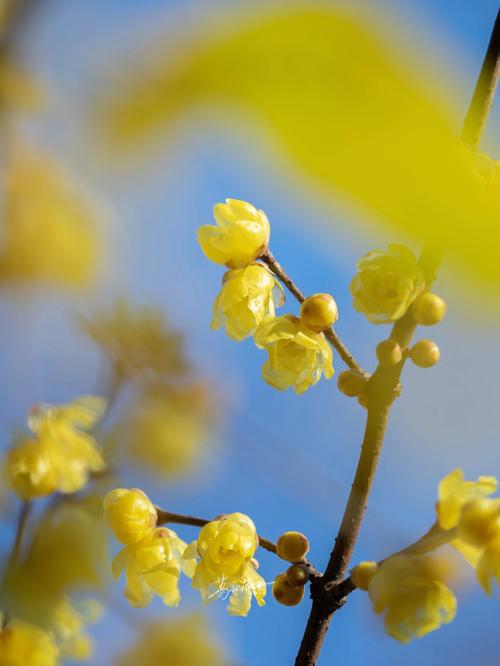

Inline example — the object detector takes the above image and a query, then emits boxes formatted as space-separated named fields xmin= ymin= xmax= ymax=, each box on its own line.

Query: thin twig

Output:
xmin=260 ymin=249 xmax=366 ymax=375
xmin=294 ymin=9 xmax=500 ymax=664
xmin=156 ymin=508 xmax=278 ymax=554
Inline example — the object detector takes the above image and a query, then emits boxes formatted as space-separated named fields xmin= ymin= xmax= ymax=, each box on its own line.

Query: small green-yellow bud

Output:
xmin=285 ymin=563 xmax=309 ymax=587
xmin=300 ymin=293 xmax=338 ymax=332
xmin=276 ymin=531 xmax=310 ymax=563
xmin=410 ymin=340 xmax=440 ymax=368
xmin=376 ymin=339 xmax=402 ymax=366
xmin=351 ymin=561 xmax=378 ymax=590
xmin=412 ymin=293 xmax=447 ymax=326
xmin=103 ymin=488 xmax=157 ymax=544
xmin=337 ymin=370 xmax=368 ymax=398
xmin=272 ymin=572 xmax=305 ymax=606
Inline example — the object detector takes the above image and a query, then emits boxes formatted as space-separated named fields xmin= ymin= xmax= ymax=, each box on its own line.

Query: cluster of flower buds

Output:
xmin=272 ymin=531 xmax=310 ymax=607
xmin=198 ymin=199 xmax=339 ymax=393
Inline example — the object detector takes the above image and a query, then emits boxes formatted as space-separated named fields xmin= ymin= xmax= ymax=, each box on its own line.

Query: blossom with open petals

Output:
xmin=112 ymin=527 xmax=195 ymax=608
xmin=198 ymin=199 xmax=270 ymax=268
xmin=366 ymin=555 xmax=456 ymax=643
xmin=212 ymin=264 xmax=284 ymax=341
xmin=0 ymin=617 xmax=59 ymax=666
xmin=184 ymin=513 xmax=266 ymax=616
xmin=254 ymin=315 xmax=333 ymax=393
xmin=436 ymin=468 xmax=497 ymax=530
xmin=350 ymin=244 xmax=425 ymax=323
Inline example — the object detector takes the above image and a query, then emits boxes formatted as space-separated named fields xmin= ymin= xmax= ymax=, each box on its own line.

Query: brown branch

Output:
xmin=294 ymin=9 xmax=500 ymax=664
xmin=260 ymin=249 xmax=366 ymax=375
xmin=156 ymin=508 xmax=278 ymax=555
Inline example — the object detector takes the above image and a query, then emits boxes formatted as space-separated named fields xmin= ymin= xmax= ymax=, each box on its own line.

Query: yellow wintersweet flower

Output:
xmin=366 ymin=555 xmax=456 ymax=643
xmin=254 ymin=315 xmax=334 ymax=394
xmin=198 ymin=199 xmax=270 ymax=268
xmin=103 ymin=488 xmax=158 ymax=545
xmin=114 ymin=614 xmax=224 ymax=666
xmin=0 ymin=617 xmax=59 ymax=666
xmin=212 ymin=264 xmax=284 ymax=341
xmin=82 ymin=300 xmax=187 ymax=382
xmin=436 ymin=468 xmax=497 ymax=531
xmin=3 ymin=437 xmax=57 ymax=500
xmin=0 ymin=145 xmax=99 ymax=288
xmin=51 ymin=598 xmax=102 ymax=662
xmin=350 ymin=244 xmax=425 ymax=323
xmin=112 ymin=527 xmax=195 ymax=608
xmin=124 ymin=385 xmax=212 ymax=478
xmin=184 ymin=513 xmax=266 ymax=616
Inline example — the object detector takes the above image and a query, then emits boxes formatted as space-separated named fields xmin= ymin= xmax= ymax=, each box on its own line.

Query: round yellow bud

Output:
xmin=458 ymin=498 xmax=500 ymax=547
xmin=276 ymin=531 xmax=310 ymax=563
xmin=300 ymin=293 xmax=338 ymax=332
xmin=272 ymin=573 xmax=305 ymax=606
xmin=410 ymin=340 xmax=440 ymax=368
xmin=103 ymin=488 xmax=157 ymax=544
xmin=285 ymin=563 xmax=309 ymax=587
xmin=412 ymin=293 xmax=447 ymax=326
xmin=337 ymin=370 xmax=368 ymax=398
xmin=351 ymin=560 xmax=378 ymax=590
xmin=4 ymin=438 xmax=57 ymax=500
xmin=375 ymin=339 xmax=403 ymax=366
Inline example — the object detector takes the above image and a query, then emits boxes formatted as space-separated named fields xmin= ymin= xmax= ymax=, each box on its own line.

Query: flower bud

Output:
xmin=376 ymin=339 xmax=402 ymax=366
xmin=337 ymin=370 xmax=368 ymax=397
xmin=276 ymin=531 xmax=310 ymax=563
xmin=351 ymin=561 xmax=378 ymax=590
xmin=103 ymin=488 xmax=157 ymax=544
xmin=410 ymin=340 xmax=440 ymax=368
xmin=285 ymin=563 xmax=309 ymax=587
xmin=300 ymin=293 xmax=338 ymax=332
xmin=272 ymin=573 xmax=305 ymax=606
xmin=412 ymin=293 xmax=447 ymax=326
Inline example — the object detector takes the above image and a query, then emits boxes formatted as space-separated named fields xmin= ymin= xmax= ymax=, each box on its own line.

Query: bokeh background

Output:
xmin=0 ymin=1 xmax=499 ymax=664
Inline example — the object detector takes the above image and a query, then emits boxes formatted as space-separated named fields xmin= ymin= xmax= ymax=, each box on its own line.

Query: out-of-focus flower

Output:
xmin=114 ymin=614 xmax=224 ymax=666
xmin=350 ymin=244 xmax=425 ymax=323
xmin=198 ymin=199 xmax=270 ymax=269
xmin=82 ymin=300 xmax=187 ymax=382
xmin=0 ymin=617 xmax=59 ymax=666
xmin=123 ymin=385 xmax=212 ymax=478
xmin=0 ymin=144 xmax=99 ymax=288
xmin=366 ymin=555 xmax=456 ymax=643
xmin=436 ymin=469 xmax=500 ymax=594
xmin=3 ymin=396 xmax=106 ymax=498
xmin=112 ymin=527 xmax=194 ymax=608
xmin=254 ymin=315 xmax=333 ymax=393
xmin=211 ymin=264 xmax=284 ymax=341
xmin=103 ymin=488 xmax=158 ymax=545
xmin=0 ymin=61 xmax=42 ymax=111
xmin=436 ymin=468 xmax=497 ymax=531
xmin=184 ymin=513 xmax=266 ymax=616
xmin=51 ymin=598 xmax=102 ymax=662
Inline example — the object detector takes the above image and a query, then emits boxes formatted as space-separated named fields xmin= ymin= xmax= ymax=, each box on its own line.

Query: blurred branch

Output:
xmin=1 ymin=500 xmax=31 ymax=628
xmin=294 ymin=9 xmax=500 ymax=664
xmin=260 ymin=250 xmax=366 ymax=375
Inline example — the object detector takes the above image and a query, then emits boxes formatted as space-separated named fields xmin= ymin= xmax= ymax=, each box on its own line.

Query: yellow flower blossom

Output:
xmin=0 ymin=617 xmax=59 ymax=666
xmin=212 ymin=264 xmax=284 ymax=341
xmin=124 ymin=385 xmax=212 ymax=478
xmin=366 ymin=555 xmax=456 ymax=643
xmin=3 ymin=437 xmax=57 ymax=500
xmin=112 ymin=527 xmax=195 ymax=608
xmin=184 ymin=513 xmax=266 ymax=616
xmin=82 ymin=300 xmax=187 ymax=381
xmin=51 ymin=598 xmax=102 ymax=662
xmin=198 ymin=199 xmax=270 ymax=268
xmin=114 ymin=614 xmax=224 ymax=666
xmin=254 ymin=315 xmax=333 ymax=393
xmin=436 ymin=468 xmax=497 ymax=531
xmin=0 ymin=145 xmax=99 ymax=288
xmin=103 ymin=488 xmax=158 ymax=545
xmin=350 ymin=244 xmax=425 ymax=323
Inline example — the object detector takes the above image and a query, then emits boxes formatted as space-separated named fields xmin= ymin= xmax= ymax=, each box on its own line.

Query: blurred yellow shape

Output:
xmin=114 ymin=614 xmax=224 ymax=666
xmin=436 ymin=468 xmax=497 ymax=531
xmin=0 ymin=61 xmax=42 ymax=111
xmin=51 ymin=598 xmax=102 ymax=662
xmin=0 ymin=144 xmax=99 ymax=288
xmin=0 ymin=617 xmax=59 ymax=666
xmin=99 ymin=4 xmax=500 ymax=298
xmin=83 ymin=300 xmax=187 ymax=382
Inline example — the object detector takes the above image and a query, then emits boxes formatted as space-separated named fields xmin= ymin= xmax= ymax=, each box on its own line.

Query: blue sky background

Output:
xmin=1 ymin=1 xmax=499 ymax=664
